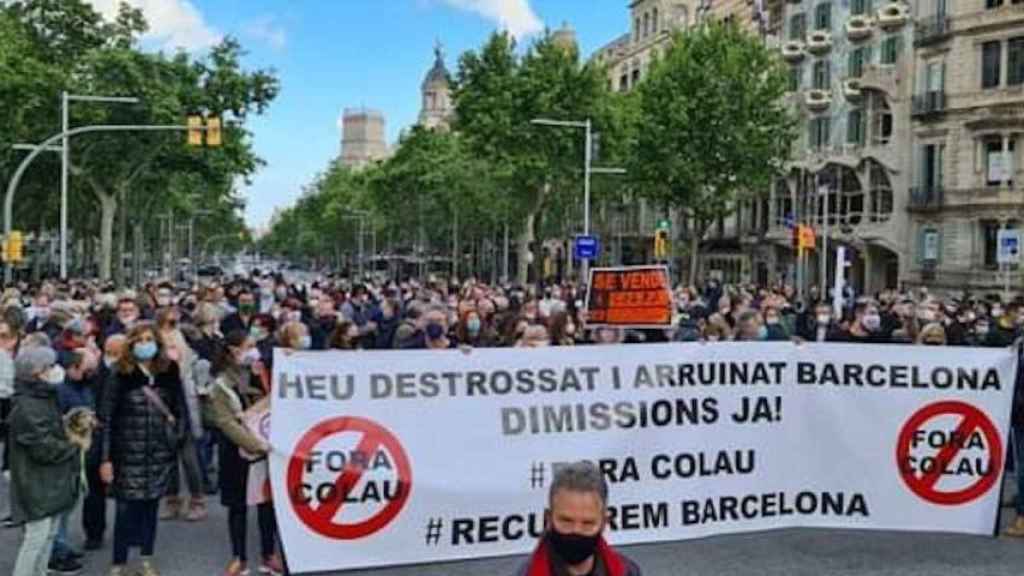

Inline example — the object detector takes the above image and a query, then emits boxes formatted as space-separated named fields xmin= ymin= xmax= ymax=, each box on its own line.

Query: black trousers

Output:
xmin=82 ymin=448 xmax=107 ymax=541
xmin=1 ymin=398 xmax=10 ymax=473
xmin=113 ymin=499 xmax=159 ymax=565
xmin=227 ymin=503 xmax=277 ymax=563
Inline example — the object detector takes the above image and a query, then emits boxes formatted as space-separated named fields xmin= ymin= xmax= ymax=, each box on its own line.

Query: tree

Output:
xmin=630 ymin=22 xmax=796 ymax=285
xmin=453 ymin=31 xmax=616 ymax=283
xmin=0 ymin=0 xmax=277 ymax=282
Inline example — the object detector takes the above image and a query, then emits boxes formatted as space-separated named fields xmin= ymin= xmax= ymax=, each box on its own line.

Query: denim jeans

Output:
xmin=49 ymin=497 xmax=78 ymax=562
xmin=166 ymin=434 xmax=203 ymax=498
xmin=113 ymin=499 xmax=159 ymax=566
xmin=12 ymin=515 xmax=59 ymax=576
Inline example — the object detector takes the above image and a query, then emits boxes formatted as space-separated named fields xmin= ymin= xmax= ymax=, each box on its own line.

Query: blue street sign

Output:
xmin=574 ymin=235 xmax=600 ymax=260
xmin=783 ymin=213 xmax=796 ymax=229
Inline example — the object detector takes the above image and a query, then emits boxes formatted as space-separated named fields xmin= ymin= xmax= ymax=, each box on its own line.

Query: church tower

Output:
xmin=418 ymin=42 xmax=452 ymax=130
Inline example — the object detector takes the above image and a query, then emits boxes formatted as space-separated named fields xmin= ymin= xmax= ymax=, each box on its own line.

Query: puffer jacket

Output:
xmin=100 ymin=362 xmax=184 ymax=501
xmin=8 ymin=378 xmax=80 ymax=524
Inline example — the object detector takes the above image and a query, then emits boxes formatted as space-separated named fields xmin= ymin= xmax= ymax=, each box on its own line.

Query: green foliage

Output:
xmin=0 ymin=0 xmax=278 ymax=281
xmin=630 ymin=21 xmax=796 ymax=231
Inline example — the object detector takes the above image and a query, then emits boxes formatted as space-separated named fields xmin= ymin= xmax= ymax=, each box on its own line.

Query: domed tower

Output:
xmin=551 ymin=21 xmax=578 ymax=54
xmin=418 ymin=41 xmax=452 ymax=130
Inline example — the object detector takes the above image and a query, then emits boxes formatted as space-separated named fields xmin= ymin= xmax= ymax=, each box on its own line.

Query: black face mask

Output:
xmin=546 ymin=529 xmax=600 ymax=566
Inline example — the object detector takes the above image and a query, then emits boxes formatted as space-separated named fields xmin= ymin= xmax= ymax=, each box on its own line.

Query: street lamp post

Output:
xmin=60 ymin=93 xmax=140 ymax=280
xmin=530 ymin=118 xmax=626 ymax=286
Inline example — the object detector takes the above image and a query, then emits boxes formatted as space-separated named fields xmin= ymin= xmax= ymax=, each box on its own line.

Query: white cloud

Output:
xmin=86 ymin=0 xmax=221 ymax=51
xmin=243 ymin=16 xmax=287 ymax=51
xmin=441 ymin=0 xmax=543 ymax=39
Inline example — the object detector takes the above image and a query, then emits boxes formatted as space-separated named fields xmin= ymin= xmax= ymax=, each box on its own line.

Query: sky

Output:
xmin=83 ymin=0 xmax=630 ymax=230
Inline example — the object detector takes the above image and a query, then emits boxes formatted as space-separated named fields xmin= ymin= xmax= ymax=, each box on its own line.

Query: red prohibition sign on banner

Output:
xmin=287 ymin=416 xmax=412 ymax=539
xmin=896 ymin=401 xmax=1003 ymax=506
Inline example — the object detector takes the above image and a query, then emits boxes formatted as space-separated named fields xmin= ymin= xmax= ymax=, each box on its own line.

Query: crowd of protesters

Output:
xmin=1 ymin=269 xmax=1024 ymax=576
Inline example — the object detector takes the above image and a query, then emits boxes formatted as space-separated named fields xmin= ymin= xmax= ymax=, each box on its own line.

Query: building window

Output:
xmin=619 ymin=74 xmax=629 ymax=92
xmin=653 ymin=7 xmax=659 ymax=32
xmin=774 ymin=178 xmax=793 ymax=227
xmin=880 ymin=36 xmax=901 ymax=65
xmin=983 ymin=41 xmax=1002 ymax=88
xmin=868 ymin=161 xmax=893 ymax=222
xmin=632 ymin=68 xmax=641 ymax=86
xmin=847 ymin=110 xmax=865 ymax=145
xmin=921 ymin=143 xmax=944 ymax=191
xmin=851 ymin=0 xmax=872 ymax=16
xmin=810 ymin=116 xmax=831 ymax=150
xmin=643 ymin=13 xmax=650 ymax=37
xmin=789 ymin=13 xmax=806 ymax=41
xmin=987 ymin=0 xmax=1003 ymax=8
xmin=986 ymin=138 xmax=1016 ymax=186
xmin=920 ymin=228 xmax=941 ymax=264
xmin=635 ymin=18 xmax=641 ymax=42
xmin=983 ymin=221 xmax=1000 ymax=268
xmin=814 ymin=2 xmax=832 ymax=31
xmin=868 ymin=94 xmax=892 ymax=146
xmin=1009 ymin=37 xmax=1024 ymax=85
xmin=848 ymin=47 xmax=870 ymax=78
xmin=813 ymin=60 xmax=830 ymax=90
xmin=788 ymin=66 xmax=801 ymax=92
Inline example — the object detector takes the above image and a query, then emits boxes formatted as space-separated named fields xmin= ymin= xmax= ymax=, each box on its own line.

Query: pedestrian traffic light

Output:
xmin=653 ymin=229 xmax=670 ymax=259
xmin=187 ymin=115 xmax=203 ymax=147
xmin=206 ymin=117 xmax=222 ymax=147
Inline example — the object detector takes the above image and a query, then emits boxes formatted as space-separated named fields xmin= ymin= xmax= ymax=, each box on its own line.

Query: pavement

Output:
xmin=3 ymin=474 xmax=1024 ymax=576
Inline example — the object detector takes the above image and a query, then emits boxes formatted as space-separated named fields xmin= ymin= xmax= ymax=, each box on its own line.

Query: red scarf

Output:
xmin=526 ymin=537 xmax=626 ymax=576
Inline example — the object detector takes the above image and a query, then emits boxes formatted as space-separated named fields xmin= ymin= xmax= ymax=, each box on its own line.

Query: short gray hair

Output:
xmin=549 ymin=461 xmax=608 ymax=508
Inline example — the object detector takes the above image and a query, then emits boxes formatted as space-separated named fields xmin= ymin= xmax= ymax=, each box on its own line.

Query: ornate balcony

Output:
xmin=805 ymin=89 xmax=832 ymax=112
xmin=877 ymin=2 xmax=909 ymax=30
xmin=914 ymin=14 xmax=951 ymax=47
xmin=846 ymin=15 xmax=874 ymax=41
xmin=782 ymin=41 xmax=807 ymax=63
xmin=843 ymin=79 xmax=863 ymax=102
xmin=912 ymin=90 xmax=946 ymax=117
xmin=807 ymin=30 xmax=833 ymax=55
xmin=908 ymin=186 xmax=944 ymax=212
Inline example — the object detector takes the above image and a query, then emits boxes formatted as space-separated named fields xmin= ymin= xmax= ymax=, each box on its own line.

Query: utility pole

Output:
xmin=530 ymin=118 xmax=625 ymax=286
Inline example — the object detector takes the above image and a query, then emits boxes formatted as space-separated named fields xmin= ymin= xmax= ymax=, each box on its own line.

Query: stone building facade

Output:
xmin=340 ymin=108 xmax=389 ymax=169
xmin=907 ymin=0 xmax=1024 ymax=295
xmin=419 ymin=43 xmax=453 ymax=131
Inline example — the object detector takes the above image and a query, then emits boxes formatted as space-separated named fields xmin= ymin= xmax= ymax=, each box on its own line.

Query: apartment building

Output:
xmin=907 ymin=0 xmax=1024 ymax=295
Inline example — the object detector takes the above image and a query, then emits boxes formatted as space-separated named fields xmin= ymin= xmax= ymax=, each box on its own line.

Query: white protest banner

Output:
xmin=269 ymin=343 xmax=1017 ymax=574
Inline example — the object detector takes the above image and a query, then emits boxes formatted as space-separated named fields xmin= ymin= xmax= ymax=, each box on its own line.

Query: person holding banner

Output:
xmin=518 ymin=461 xmax=642 ymax=576
xmin=206 ymin=330 xmax=283 ymax=576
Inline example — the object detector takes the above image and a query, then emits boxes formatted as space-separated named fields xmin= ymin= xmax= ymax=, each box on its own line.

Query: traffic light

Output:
xmin=206 ymin=117 xmax=222 ymax=147
xmin=653 ymin=229 xmax=670 ymax=259
xmin=6 ymin=231 xmax=24 ymax=263
xmin=187 ymin=115 xmax=203 ymax=146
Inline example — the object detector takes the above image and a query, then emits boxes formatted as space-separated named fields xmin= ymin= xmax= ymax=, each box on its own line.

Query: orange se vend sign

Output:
xmin=585 ymin=265 xmax=673 ymax=328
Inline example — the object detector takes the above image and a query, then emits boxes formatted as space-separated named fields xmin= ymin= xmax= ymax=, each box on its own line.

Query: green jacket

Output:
xmin=8 ymin=377 xmax=80 ymax=524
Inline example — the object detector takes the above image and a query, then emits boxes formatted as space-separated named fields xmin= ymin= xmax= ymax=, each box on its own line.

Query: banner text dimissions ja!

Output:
xmin=277 ymin=361 xmax=1002 ymax=401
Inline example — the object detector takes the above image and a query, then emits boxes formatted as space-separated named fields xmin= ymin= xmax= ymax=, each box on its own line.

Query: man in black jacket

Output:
xmin=516 ymin=461 xmax=642 ymax=576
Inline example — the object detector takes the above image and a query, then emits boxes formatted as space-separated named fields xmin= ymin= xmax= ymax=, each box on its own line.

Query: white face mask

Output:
xmin=103 ymin=355 xmax=118 ymax=369
xmin=240 ymin=348 xmax=261 ymax=366
xmin=817 ymin=314 xmax=831 ymax=326
xmin=42 ymin=365 xmax=65 ymax=385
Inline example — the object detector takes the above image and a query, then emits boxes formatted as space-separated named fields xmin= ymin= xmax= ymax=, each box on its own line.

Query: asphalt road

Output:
xmin=3 ymin=474 xmax=1024 ymax=576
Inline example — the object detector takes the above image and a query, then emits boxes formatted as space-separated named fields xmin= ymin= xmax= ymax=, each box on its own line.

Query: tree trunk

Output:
xmin=516 ymin=216 xmax=532 ymax=285
xmin=688 ymin=231 xmax=701 ymax=288
xmin=98 ymin=192 xmax=118 ymax=282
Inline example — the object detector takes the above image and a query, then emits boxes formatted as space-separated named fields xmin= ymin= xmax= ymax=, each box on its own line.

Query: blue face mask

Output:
xmin=757 ymin=326 xmax=769 ymax=341
xmin=297 ymin=335 xmax=312 ymax=350
xmin=133 ymin=341 xmax=158 ymax=361
xmin=467 ymin=318 xmax=482 ymax=334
